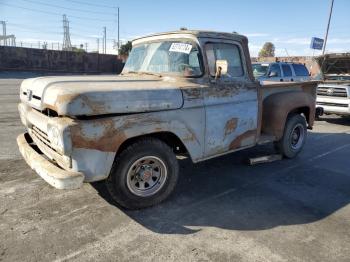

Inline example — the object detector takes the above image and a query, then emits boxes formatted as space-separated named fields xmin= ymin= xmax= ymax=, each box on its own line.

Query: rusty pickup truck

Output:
xmin=17 ymin=30 xmax=318 ymax=209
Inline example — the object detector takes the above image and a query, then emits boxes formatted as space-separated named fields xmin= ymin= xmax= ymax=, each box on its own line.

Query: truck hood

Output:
xmin=20 ymin=75 xmax=184 ymax=116
xmin=316 ymin=53 xmax=350 ymax=77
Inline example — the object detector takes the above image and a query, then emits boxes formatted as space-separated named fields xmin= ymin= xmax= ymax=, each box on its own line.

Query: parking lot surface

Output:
xmin=1 ymin=77 xmax=350 ymax=262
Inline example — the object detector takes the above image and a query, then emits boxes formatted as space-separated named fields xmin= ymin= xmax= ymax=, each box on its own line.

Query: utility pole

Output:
xmin=117 ymin=7 xmax=120 ymax=54
xmin=97 ymin=38 xmax=99 ymax=53
xmin=0 ymin=21 xmax=7 ymax=46
xmin=62 ymin=14 xmax=72 ymax=51
xmin=322 ymin=0 xmax=334 ymax=55
xmin=85 ymin=42 xmax=88 ymax=52
xmin=103 ymin=26 xmax=107 ymax=54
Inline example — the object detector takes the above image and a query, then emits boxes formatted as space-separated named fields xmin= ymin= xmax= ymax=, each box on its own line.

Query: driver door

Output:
xmin=203 ymin=42 xmax=259 ymax=158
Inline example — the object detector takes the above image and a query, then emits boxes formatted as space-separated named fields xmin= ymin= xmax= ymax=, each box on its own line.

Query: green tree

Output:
xmin=71 ymin=45 xmax=85 ymax=53
xmin=258 ymin=42 xmax=275 ymax=57
xmin=119 ymin=41 xmax=132 ymax=56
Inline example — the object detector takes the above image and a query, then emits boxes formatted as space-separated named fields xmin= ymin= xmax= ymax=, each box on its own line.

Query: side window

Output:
xmin=206 ymin=43 xmax=244 ymax=78
xmin=269 ymin=64 xmax=281 ymax=77
xmin=188 ymin=49 xmax=201 ymax=75
xmin=282 ymin=64 xmax=292 ymax=77
xmin=292 ymin=64 xmax=309 ymax=76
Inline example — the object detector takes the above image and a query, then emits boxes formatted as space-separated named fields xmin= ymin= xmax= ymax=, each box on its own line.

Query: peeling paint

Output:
xmin=229 ymin=130 xmax=257 ymax=150
xmin=224 ymin=118 xmax=238 ymax=139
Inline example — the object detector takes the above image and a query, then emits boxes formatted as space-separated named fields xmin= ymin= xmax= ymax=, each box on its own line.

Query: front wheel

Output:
xmin=275 ymin=114 xmax=307 ymax=159
xmin=106 ymin=138 xmax=179 ymax=209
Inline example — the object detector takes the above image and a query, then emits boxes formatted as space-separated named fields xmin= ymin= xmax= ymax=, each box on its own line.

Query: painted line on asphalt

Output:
xmin=308 ymin=143 xmax=350 ymax=162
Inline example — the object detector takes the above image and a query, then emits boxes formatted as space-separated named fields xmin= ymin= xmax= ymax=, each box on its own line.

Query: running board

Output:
xmin=257 ymin=134 xmax=276 ymax=145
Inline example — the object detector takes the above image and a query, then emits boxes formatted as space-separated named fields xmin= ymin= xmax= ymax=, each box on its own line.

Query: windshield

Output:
xmin=252 ymin=63 xmax=269 ymax=78
xmin=325 ymin=75 xmax=350 ymax=81
xmin=123 ymin=40 xmax=203 ymax=77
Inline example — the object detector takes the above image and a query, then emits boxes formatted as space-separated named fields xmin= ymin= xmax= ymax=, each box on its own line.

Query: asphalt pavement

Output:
xmin=1 ymin=77 xmax=350 ymax=262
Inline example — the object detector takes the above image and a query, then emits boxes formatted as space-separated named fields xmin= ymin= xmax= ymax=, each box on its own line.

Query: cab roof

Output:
xmin=132 ymin=30 xmax=248 ymax=43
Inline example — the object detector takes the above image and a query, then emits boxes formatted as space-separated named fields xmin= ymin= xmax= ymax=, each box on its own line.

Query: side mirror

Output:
xmin=269 ymin=71 xmax=277 ymax=77
xmin=215 ymin=60 xmax=228 ymax=79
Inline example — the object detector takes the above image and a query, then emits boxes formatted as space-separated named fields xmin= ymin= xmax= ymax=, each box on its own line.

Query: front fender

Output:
xmin=69 ymin=110 xmax=204 ymax=162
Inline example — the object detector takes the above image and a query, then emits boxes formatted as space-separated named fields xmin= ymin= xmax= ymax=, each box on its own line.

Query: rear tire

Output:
xmin=275 ymin=114 xmax=307 ymax=159
xmin=106 ymin=138 xmax=179 ymax=209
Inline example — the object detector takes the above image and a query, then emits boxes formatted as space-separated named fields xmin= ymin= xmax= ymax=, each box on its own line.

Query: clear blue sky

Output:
xmin=1 ymin=0 xmax=349 ymax=56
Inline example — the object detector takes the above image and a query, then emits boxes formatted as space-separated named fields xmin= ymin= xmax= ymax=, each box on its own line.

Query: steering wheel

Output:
xmin=177 ymin=63 xmax=191 ymax=71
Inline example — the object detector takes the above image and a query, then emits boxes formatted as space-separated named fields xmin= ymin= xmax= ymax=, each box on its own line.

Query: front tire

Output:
xmin=275 ymin=114 xmax=307 ymax=159
xmin=106 ymin=138 xmax=179 ymax=209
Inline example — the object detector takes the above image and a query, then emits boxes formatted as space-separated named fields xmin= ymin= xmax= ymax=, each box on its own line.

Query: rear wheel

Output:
xmin=275 ymin=114 xmax=307 ymax=159
xmin=106 ymin=138 xmax=179 ymax=209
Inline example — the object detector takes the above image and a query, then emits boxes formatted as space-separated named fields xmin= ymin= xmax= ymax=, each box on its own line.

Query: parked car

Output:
xmin=17 ymin=30 xmax=318 ymax=209
xmin=315 ymin=53 xmax=350 ymax=117
xmin=253 ymin=62 xmax=310 ymax=83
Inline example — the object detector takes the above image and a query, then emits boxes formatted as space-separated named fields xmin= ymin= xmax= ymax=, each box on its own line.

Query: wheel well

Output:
xmin=288 ymin=106 xmax=310 ymax=124
xmin=116 ymin=132 xmax=189 ymax=157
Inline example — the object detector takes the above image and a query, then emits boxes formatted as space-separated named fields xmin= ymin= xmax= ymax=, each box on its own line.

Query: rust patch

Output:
xmin=224 ymin=118 xmax=238 ymax=139
xmin=181 ymin=87 xmax=202 ymax=99
xmin=206 ymin=84 xmax=239 ymax=98
xmin=55 ymin=93 xmax=78 ymax=105
xmin=182 ymin=131 xmax=197 ymax=143
xmin=69 ymin=115 xmax=171 ymax=152
xmin=70 ymin=119 xmax=126 ymax=152
xmin=55 ymin=93 xmax=107 ymax=115
xmin=229 ymin=129 xmax=257 ymax=150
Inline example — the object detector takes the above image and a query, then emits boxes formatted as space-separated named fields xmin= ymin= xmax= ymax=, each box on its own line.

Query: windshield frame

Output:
xmin=122 ymin=38 xmax=205 ymax=78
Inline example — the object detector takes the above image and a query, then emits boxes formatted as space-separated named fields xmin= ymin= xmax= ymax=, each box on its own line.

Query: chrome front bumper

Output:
xmin=316 ymin=97 xmax=350 ymax=115
xmin=17 ymin=133 xmax=84 ymax=189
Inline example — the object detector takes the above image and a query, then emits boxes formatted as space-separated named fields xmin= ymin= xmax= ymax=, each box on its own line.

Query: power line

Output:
xmin=6 ymin=23 xmax=104 ymax=41
xmin=61 ymin=0 xmax=117 ymax=9
xmin=1 ymin=2 xmax=115 ymax=22
xmin=19 ymin=0 xmax=116 ymax=16
xmin=7 ymin=23 xmax=61 ymax=35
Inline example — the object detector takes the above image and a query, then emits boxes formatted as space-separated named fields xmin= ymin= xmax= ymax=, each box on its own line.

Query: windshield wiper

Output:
xmin=138 ymin=71 xmax=162 ymax=77
xmin=124 ymin=71 xmax=162 ymax=77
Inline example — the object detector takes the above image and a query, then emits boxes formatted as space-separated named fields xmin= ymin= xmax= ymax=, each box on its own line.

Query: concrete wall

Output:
xmin=0 ymin=46 xmax=124 ymax=74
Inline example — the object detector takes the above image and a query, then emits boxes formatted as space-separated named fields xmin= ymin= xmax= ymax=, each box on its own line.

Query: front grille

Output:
xmin=317 ymin=86 xmax=348 ymax=97
xmin=317 ymin=102 xmax=348 ymax=108
xmin=32 ymin=126 xmax=59 ymax=154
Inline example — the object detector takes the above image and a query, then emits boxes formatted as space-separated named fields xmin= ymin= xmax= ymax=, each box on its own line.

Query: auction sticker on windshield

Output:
xmin=169 ymin=43 xmax=192 ymax=54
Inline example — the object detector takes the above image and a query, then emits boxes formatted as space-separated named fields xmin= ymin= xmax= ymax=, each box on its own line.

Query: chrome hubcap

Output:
xmin=126 ymin=156 xmax=167 ymax=197
xmin=290 ymin=124 xmax=305 ymax=150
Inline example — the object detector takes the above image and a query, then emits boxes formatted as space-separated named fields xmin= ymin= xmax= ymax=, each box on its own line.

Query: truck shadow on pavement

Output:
xmin=319 ymin=116 xmax=350 ymax=126
xmin=92 ymin=131 xmax=350 ymax=235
